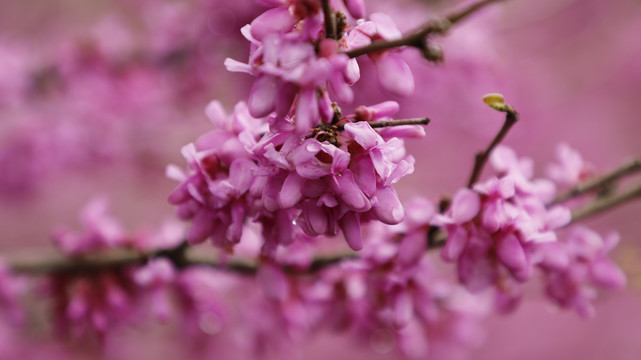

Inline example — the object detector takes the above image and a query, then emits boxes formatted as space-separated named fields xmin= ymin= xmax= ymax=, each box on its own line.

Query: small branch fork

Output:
xmin=548 ymin=157 xmax=641 ymax=223
xmin=551 ymin=158 xmax=641 ymax=205
xmin=344 ymin=0 xmax=506 ymax=59
xmin=570 ymin=181 xmax=641 ymax=223
xmin=467 ymin=95 xmax=519 ymax=187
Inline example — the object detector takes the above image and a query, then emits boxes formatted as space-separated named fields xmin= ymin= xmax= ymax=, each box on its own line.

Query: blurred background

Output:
xmin=1 ymin=0 xmax=640 ymax=358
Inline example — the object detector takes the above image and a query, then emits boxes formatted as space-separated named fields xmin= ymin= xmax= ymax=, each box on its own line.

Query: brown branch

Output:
xmin=344 ymin=0 xmax=506 ymax=59
xmin=336 ymin=117 xmax=430 ymax=131
xmin=467 ymin=102 xmax=519 ymax=188
xmin=6 ymin=227 xmax=447 ymax=276
xmin=321 ymin=0 xmax=337 ymax=40
xmin=551 ymin=158 xmax=641 ymax=205
xmin=570 ymin=181 xmax=641 ymax=223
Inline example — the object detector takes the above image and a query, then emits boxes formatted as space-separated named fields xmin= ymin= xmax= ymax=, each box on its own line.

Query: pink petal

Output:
xmin=375 ymin=54 xmax=414 ymax=97
xmin=331 ymin=170 xmax=371 ymax=212
xmin=343 ymin=0 xmax=365 ymax=19
xmin=248 ymin=75 xmax=277 ymax=118
xmin=278 ymin=172 xmax=305 ymax=208
xmin=300 ymin=201 xmax=329 ymax=235
xmin=373 ymin=186 xmax=404 ymax=225
xmin=344 ymin=121 xmax=381 ymax=150
xmin=275 ymin=81 xmax=297 ymax=118
xmin=351 ymin=154 xmax=376 ymax=197
xmin=224 ymin=58 xmax=252 ymax=74
xmin=257 ymin=263 xmax=290 ymax=301
xmin=590 ymin=259 xmax=626 ymax=289
xmin=394 ymin=292 xmax=414 ymax=328
xmin=398 ymin=231 xmax=427 ymax=266
xmin=295 ymin=87 xmax=319 ymax=133
xmin=451 ymin=188 xmax=481 ymax=224
xmin=339 ymin=212 xmax=363 ymax=251
xmin=441 ymin=225 xmax=467 ymax=261
xmin=370 ymin=13 xmax=402 ymax=40
xmin=545 ymin=205 xmax=572 ymax=230
xmin=497 ymin=234 xmax=528 ymax=272
xmin=186 ymin=211 xmax=215 ymax=244
xmin=250 ymin=8 xmax=296 ymax=41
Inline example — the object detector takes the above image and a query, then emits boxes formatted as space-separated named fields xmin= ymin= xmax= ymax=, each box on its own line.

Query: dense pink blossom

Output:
xmin=52 ymin=197 xmax=127 ymax=255
xmin=0 ymin=261 xmax=25 ymax=325
xmin=536 ymin=226 xmax=626 ymax=317
xmin=295 ymin=199 xmax=489 ymax=358
xmin=224 ymin=5 xmax=360 ymax=132
xmin=347 ymin=13 xmax=414 ymax=97
xmin=0 ymin=0 xmax=635 ymax=358
xmin=546 ymin=142 xmax=595 ymax=187
xmin=435 ymin=146 xmax=572 ymax=311
xmin=250 ymin=109 xmax=417 ymax=251
xmin=167 ymin=101 xmax=265 ymax=248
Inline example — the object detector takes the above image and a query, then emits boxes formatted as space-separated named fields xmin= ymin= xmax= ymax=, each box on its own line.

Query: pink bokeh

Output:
xmin=1 ymin=0 xmax=640 ymax=358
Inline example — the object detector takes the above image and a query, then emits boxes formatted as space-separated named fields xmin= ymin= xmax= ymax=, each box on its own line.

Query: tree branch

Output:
xmin=570 ymin=181 xmax=641 ymax=223
xmin=322 ymin=0 xmax=338 ymax=40
xmin=551 ymin=158 xmax=641 ymax=205
xmin=6 ymin=228 xmax=447 ymax=276
xmin=344 ymin=0 xmax=506 ymax=59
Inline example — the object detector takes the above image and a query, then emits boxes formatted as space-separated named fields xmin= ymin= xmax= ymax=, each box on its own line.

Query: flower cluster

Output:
xmin=280 ymin=198 xmax=490 ymax=359
xmin=436 ymin=145 xmax=626 ymax=314
xmin=250 ymin=114 xmax=416 ymax=252
xmin=0 ymin=0 xmax=635 ymax=358
xmin=169 ymin=2 xmax=425 ymax=255
xmin=47 ymin=198 xmax=185 ymax=337
xmin=0 ymin=0 xmax=260 ymax=198
xmin=167 ymin=101 xmax=265 ymax=249
xmin=435 ymin=146 xmax=569 ymax=306
xmin=537 ymin=226 xmax=626 ymax=317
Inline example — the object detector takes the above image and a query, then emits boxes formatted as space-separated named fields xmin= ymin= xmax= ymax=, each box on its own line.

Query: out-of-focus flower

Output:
xmin=167 ymin=101 xmax=265 ymax=249
xmin=347 ymin=13 xmax=414 ymax=97
xmin=537 ymin=226 xmax=626 ymax=317
xmin=52 ymin=196 xmax=126 ymax=255
xmin=434 ymin=146 xmax=571 ymax=311
xmin=546 ymin=143 xmax=595 ymax=187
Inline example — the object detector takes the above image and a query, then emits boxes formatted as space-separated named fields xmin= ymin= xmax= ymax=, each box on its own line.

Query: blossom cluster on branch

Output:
xmin=0 ymin=0 xmax=638 ymax=359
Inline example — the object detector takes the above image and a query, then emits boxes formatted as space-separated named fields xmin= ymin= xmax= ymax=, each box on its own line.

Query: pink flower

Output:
xmin=47 ymin=269 xmax=138 ymax=337
xmin=0 ymin=261 xmax=25 ymax=325
xmin=167 ymin=101 xmax=264 ymax=248
xmin=546 ymin=143 xmax=594 ymax=186
xmin=250 ymin=114 xmax=419 ymax=251
xmin=347 ymin=13 xmax=414 ymax=97
xmin=435 ymin=146 xmax=572 ymax=310
xmin=133 ymin=258 xmax=176 ymax=321
xmin=225 ymin=7 xmax=360 ymax=133
xmin=538 ymin=226 xmax=626 ymax=317
xmin=52 ymin=196 xmax=126 ymax=255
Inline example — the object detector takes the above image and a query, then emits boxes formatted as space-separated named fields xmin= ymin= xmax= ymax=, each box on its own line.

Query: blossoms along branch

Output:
xmin=0 ymin=0 xmax=639 ymax=358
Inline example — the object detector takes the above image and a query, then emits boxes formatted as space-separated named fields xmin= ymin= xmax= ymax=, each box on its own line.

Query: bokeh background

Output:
xmin=1 ymin=0 xmax=640 ymax=358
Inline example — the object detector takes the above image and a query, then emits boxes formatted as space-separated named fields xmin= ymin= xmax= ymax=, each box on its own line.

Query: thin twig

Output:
xmin=570 ymin=181 xmax=641 ymax=223
xmin=336 ymin=117 xmax=430 ymax=131
xmin=344 ymin=0 xmax=506 ymax=58
xmin=368 ymin=117 xmax=431 ymax=128
xmin=467 ymin=106 xmax=519 ymax=187
xmin=551 ymin=158 xmax=641 ymax=205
